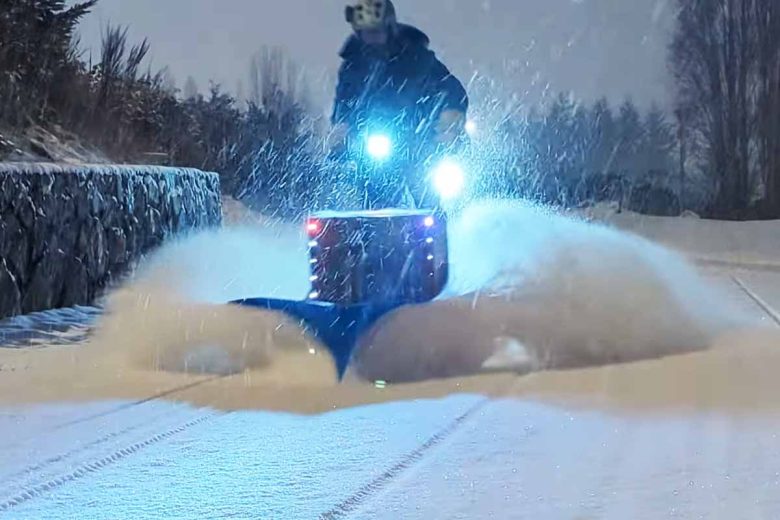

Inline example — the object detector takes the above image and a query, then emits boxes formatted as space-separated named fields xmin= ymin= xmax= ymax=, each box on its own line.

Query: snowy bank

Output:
xmin=0 ymin=162 xmax=222 ymax=319
xmin=576 ymin=204 xmax=780 ymax=268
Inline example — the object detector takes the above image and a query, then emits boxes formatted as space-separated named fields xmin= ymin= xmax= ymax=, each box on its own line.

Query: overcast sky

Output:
xmin=75 ymin=0 xmax=676 ymax=117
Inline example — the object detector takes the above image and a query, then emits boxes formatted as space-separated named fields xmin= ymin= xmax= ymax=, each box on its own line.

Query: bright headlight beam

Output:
xmin=432 ymin=158 xmax=466 ymax=200
xmin=366 ymin=134 xmax=392 ymax=160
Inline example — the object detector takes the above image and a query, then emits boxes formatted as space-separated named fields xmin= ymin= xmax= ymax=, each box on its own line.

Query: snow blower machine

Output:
xmin=230 ymin=122 xmax=469 ymax=379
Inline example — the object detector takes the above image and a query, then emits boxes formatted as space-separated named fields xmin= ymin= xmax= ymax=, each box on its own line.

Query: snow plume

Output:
xmin=88 ymin=217 xmax=333 ymax=377
xmin=350 ymin=199 xmax=751 ymax=383
xmin=89 ymin=198 xmax=749 ymax=385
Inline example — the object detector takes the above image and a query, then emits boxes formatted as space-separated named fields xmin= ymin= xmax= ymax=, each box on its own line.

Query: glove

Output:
xmin=435 ymin=109 xmax=466 ymax=145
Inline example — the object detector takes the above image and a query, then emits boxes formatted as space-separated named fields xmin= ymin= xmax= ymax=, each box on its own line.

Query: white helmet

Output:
xmin=346 ymin=0 xmax=396 ymax=31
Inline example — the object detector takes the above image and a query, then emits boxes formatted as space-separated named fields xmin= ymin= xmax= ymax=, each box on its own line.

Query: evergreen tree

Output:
xmin=615 ymin=99 xmax=644 ymax=179
xmin=640 ymin=104 xmax=675 ymax=178
xmin=0 ymin=0 xmax=98 ymax=125
xmin=533 ymin=93 xmax=578 ymax=203
xmin=588 ymin=97 xmax=617 ymax=176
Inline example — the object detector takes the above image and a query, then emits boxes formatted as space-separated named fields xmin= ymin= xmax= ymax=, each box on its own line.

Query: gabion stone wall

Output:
xmin=0 ymin=163 xmax=222 ymax=318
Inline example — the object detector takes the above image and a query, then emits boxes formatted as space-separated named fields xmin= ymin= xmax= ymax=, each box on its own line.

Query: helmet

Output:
xmin=345 ymin=0 xmax=396 ymax=31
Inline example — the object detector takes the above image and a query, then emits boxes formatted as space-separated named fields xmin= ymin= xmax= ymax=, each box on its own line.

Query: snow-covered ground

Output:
xmin=584 ymin=204 xmax=780 ymax=269
xmin=1 ymin=200 xmax=780 ymax=518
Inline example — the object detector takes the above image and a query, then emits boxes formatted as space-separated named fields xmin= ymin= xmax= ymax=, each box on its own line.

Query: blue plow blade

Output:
xmin=229 ymin=298 xmax=402 ymax=380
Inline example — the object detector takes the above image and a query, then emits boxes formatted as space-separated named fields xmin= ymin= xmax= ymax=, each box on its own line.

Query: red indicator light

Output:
xmin=306 ymin=219 xmax=322 ymax=236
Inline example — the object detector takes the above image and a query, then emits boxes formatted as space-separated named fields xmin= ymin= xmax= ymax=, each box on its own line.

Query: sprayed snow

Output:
xmin=88 ymin=219 xmax=317 ymax=375
xmin=44 ymin=197 xmax=742 ymax=385
xmin=0 ymin=198 xmax=758 ymax=382
xmin=351 ymin=200 xmax=749 ymax=382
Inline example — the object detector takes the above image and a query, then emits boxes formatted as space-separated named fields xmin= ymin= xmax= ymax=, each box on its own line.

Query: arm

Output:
xmin=422 ymin=51 xmax=469 ymax=142
xmin=327 ymin=58 xmax=360 ymax=156
xmin=425 ymin=51 xmax=469 ymax=115
xmin=331 ymin=59 xmax=359 ymax=126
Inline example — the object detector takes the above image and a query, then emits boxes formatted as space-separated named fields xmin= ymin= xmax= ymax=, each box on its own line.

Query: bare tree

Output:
xmin=753 ymin=0 xmax=780 ymax=210
xmin=247 ymin=46 xmax=310 ymax=115
xmin=158 ymin=67 xmax=177 ymax=95
xmin=183 ymin=76 xmax=199 ymax=100
xmin=669 ymin=0 xmax=780 ymax=217
xmin=248 ymin=57 xmax=261 ymax=106
xmin=235 ymin=79 xmax=246 ymax=107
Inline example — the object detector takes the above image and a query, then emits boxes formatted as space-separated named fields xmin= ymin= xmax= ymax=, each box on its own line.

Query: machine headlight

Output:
xmin=365 ymin=133 xmax=393 ymax=161
xmin=431 ymin=158 xmax=466 ymax=200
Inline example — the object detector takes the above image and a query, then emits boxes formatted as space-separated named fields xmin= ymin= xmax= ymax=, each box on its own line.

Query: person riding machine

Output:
xmin=231 ymin=1 xmax=470 ymax=380
xmin=327 ymin=0 xmax=470 ymax=211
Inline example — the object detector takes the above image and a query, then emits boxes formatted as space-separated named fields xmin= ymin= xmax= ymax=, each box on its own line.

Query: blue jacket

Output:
xmin=331 ymin=24 xmax=468 ymax=137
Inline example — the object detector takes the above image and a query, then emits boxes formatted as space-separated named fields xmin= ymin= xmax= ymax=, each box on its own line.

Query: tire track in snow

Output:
xmin=3 ymin=407 xmax=178 ymax=484
xmin=50 ymin=374 xmax=230 ymax=432
xmin=5 ymin=374 xmax=231 ymax=461
xmin=2 ymin=375 xmax=235 ymax=511
xmin=318 ymin=397 xmax=494 ymax=519
xmin=0 ymin=411 xmax=227 ymax=514
xmin=731 ymin=276 xmax=780 ymax=327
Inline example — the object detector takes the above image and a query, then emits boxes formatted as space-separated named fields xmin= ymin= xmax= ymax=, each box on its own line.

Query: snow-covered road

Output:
xmin=5 ymin=389 xmax=780 ymax=519
xmin=1 ymin=265 xmax=779 ymax=519
xmin=3 ymin=201 xmax=780 ymax=519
